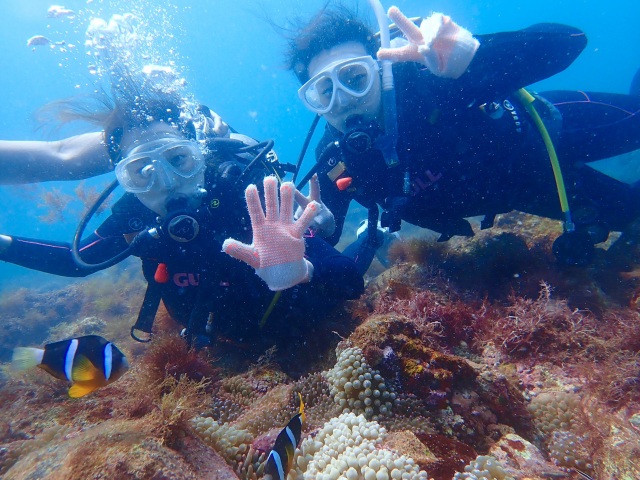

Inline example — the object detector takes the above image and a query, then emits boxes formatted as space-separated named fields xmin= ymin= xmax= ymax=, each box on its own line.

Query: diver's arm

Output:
xmin=464 ymin=23 xmax=587 ymax=98
xmin=0 ymin=231 xmax=129 ymax=277
xmin=304 ymin=236 xmax=364 ymax=299
xmin=0 ymin=131 xmax=113 ymax=184
xmin=0 ymin=192 xmax=151 ymax=276
xmin=0 ymin=193 xmax=153 ymax=276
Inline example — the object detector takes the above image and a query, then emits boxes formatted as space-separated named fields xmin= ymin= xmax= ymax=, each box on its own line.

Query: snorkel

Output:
xmin=368 ymin=0 xmax=400 ymax=171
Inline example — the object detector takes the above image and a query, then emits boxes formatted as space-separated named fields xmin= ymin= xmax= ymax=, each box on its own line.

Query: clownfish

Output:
xmin=12 ymin=335 xmax=129 ymax=398
xmin=264 ymin=393 xmax=306 ymax=480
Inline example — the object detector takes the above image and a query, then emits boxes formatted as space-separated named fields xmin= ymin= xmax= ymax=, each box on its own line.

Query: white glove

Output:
xmin=294 ymin=174 xmax=336 ymax=238
xmin=201 ymin=108 xmax=229 ymax=138
xmin=222 ymin=176 xmax=319 ymax=291
xmin=377 ymin=6 xmax=479 ymax=79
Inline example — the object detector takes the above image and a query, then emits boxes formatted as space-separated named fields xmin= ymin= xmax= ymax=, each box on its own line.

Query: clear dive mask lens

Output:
xmin=115 ymin=139 xmax=205 ymax=193
xmin=298 ymin=55 xmax=378 ymax=114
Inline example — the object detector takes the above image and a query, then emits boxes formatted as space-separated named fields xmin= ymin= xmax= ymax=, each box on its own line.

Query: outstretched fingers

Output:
xmin=222 ymin=239 xmax=260 ymax=269
xmin=309 ymin=173 xmax=321 ymax=202
xmin=263 ymin=176 xmax=280 ymax=222
xmin=279 ymin=182 xmax=295 ymax=223
xmin=377 ymin=43 xmax=423 ymax=63
xmin=294 ymin=189 xmax=310 ymax=208
xmin=294 ymin=174 xmax=321 ymax=208
xmin=293 ymin=200 xmax=320 ymax=237
xmin=388 ymin=6 xmax=424 ymax=44
xmin=245 ymin=184 xmax=265 ymax=227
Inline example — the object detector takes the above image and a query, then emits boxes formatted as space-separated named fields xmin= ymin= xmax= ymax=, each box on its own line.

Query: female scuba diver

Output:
xmin=0 ymin=84 xmax=364 ymax=353
xmin=287 ymin=4 xmax=640 ymax=266
xmin=0 ymin=108 xmax=228 ymax=184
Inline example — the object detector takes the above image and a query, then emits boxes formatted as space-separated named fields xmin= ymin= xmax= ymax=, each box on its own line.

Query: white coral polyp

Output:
xmin=325 ymin=346 xmax=395 ymax=419
xmin=191 ymin=416 xmax=253 ymax=460
xmin=291 ymin=412 xmax=428 ymax=480
xmin=453 ymin=455 xmax=514 ymax=480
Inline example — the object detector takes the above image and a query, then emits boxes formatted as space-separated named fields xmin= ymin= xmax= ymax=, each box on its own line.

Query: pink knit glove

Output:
xmin=377 ymin=6 xmax=479 ymax=79
xmin=222 ymin=176 xmax=319 ymax=291
xmin=294 ymin=173 xmax=336 ymax=238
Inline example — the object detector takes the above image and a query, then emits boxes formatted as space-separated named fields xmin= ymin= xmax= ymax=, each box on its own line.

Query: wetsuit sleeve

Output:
xmin=464 ymin=23 xmax=587 ymax=99
xmin=0 ymin=193 xmax=148 ymax=276
xmin=0 ymin=230 xmax=130 ymax=277
xmin=305 ymin=236 xmax=364 ymax=300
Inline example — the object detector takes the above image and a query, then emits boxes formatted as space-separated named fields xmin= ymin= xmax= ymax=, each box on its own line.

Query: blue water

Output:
xmin=0 ymin=0 xmax=638 ymax=290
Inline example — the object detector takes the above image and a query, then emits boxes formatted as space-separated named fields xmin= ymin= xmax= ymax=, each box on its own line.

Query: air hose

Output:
xmin=515 ymin=88 xmax=574 ymax=233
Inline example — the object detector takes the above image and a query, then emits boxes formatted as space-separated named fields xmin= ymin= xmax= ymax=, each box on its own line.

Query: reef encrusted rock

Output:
xmin=348 ymin=314 xmax=477 ymax=397
xmin=3 ymin=418 xmax=237 ymax=480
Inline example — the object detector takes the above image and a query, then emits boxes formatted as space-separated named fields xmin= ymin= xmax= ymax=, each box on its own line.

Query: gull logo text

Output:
xmin=173 ymin=273 xmax=200 ymax=287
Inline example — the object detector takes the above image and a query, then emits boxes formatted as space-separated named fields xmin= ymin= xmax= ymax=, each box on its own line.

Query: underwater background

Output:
xmin=1 ymin=1 xmax=640 ymax=479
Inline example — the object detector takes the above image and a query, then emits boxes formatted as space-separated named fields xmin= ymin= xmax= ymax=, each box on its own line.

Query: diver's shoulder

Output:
xmin=520 ymin=22 xmax=586 ymax=38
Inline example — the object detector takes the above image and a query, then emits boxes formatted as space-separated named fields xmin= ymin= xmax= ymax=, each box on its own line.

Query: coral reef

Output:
xmin=3 ymin=418 xmax=238 ymax=480
xmin=452 ymin=455 xmax=513 ymax=480
xmin=0 ymin=286 xmax=221 ymax=479
xmin=0 ymin=424 xmax=71 ymax=476
xmin=347 ymin=313 xmax=478 ymax=397
xmin=526 ymin=391 xmax=598 ymax=475
xmin=191 ymin=417 xmax=262 ymax=478
xmin=528 ymin=391 xmax=583 ymax=437
xmin=291 ymin=412 xmax=429 ymax=479
xmin=486 ymin=433 xmax=566 ymax=478
xmin=2 ymin=210 xmax=640 ymax=478
xmin=0 ymin=263 xmax=145 ymax=362
xmin=325 ymin=344 xmax=396 ymax=420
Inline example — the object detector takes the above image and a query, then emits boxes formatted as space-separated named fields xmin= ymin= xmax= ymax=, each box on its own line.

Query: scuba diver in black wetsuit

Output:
xmin=0 ymin=93 xmax=363 ymax=351
xmin=287 ymin=5 xmax=640 ymax=267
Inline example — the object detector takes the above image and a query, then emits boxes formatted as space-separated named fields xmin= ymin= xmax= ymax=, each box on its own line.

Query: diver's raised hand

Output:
xmin=201 ymin=106 xmax=229 ymax=138
xmin=222 ymin=176 xmax=318 ymax=291
xmin=377 ymin=6 xmax=479 ymax=79
xmin=294 ymin=174 xmax=336 ymax=238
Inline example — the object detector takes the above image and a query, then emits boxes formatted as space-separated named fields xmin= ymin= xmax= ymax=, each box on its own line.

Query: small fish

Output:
xmin=12 ymin=335 xmax=129 ymax=398
xmin=27 ymin=35 xmax=51 ymax=47
xmin=47 ymin=5 xmax=76 ymax=18
xmin=264 ymin=393 xmax=306 ymax=480
xmin=574 ymin=469 xmax=594 ymax=480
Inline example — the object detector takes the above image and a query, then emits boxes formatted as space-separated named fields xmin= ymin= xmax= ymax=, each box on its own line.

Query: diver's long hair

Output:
xmin=35 ymin=63 xmax=187 ymax=140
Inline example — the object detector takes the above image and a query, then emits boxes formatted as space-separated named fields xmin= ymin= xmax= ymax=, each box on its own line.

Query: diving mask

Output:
xmin=115 ymin=139 xmax=205 ymax=194
xmin=298 ymin=55 xmax=379 ymax=114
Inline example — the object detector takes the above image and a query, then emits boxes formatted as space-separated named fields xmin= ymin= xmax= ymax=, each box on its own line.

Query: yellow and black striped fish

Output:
xmin=12 ymin=334 xmax=129 ymax=398
xmin=264 ymin=393 xmax=306 ymax=480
